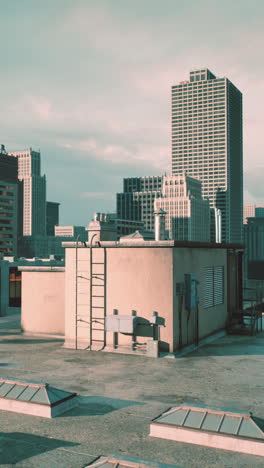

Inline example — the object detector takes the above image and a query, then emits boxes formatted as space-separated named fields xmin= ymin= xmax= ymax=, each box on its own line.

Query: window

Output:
xmin=9 ymin=267 xmax=21 ymax=307
xmin=203 ymin=266 xmax=224 ymax=308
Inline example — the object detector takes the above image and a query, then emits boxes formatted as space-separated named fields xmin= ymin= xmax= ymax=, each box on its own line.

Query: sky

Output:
xmin=1 ymin=0 xmax=264 ymax=225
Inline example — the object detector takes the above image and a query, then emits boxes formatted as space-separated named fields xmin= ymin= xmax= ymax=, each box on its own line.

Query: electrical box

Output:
xmin=105 ymin=315 xmax=138 ymax=334
xmin=184 ymin=273 xmax=199 ymax=309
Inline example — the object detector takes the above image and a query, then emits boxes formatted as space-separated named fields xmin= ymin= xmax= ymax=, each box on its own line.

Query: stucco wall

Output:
xmin=173 ymin=248 xmax=227 ymax=349
xmin=64 ymin=246 xmax=174 ymax=350
xmin=106 ymin=247 xmax=174 ymax=350
xmin=21 ymin=271 xmax=65 ymax=335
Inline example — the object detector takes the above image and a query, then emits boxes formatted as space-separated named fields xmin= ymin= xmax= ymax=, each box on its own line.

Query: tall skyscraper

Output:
xmin=171 ymin=69 xmax=243 ymax=243
xmin=9 ymin=149 xmax=46 ymax=236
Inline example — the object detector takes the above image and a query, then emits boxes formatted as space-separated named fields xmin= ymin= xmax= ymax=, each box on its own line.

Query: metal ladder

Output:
xmin=89 ymin=244 xmax=106 ymax=350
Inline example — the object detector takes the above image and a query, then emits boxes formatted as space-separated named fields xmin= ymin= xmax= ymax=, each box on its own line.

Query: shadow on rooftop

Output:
xmin=0 ymin=432 xmax=78 ymax=465
xmin=0 ymin=362 xmax=16 ymax=367
xmin=63 ymin=395 xmax=144 ymax=417
xmin=0 ymin=330 xmax=21 ymax=336
xmin=0 ymin=338 xmax=63 ymax=344
xmin=187 ymin=336 xmax=264 ymax=357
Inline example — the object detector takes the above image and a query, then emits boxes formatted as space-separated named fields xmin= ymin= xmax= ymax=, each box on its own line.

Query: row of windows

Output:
xmin=172 ymin=79 xmax=225 ymax=88
xmin=172 ymin=97 xmax=225 ymax=105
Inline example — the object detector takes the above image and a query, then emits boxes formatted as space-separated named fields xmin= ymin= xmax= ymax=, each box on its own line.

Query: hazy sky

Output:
xmin=1 ymin=0 xmax=263 ymax=225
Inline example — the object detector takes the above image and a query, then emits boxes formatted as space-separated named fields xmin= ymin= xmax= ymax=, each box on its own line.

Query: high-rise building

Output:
xmin=0 ymin=152 xmax=22 ymax=256
xmin=46 ymin=201 xmax=60 ymax=236
xmin=154 ymin=174 xmax=210 ymax=241
xmin=9 ymin=149 xmax=46 ymax=236
xmin=171 ymin=69 xmax=243 ymax=243
xmin=117 ymin=176 xmax=162 ymax=232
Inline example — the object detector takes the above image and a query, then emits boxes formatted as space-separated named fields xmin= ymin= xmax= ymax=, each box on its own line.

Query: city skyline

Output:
xmin=1 ymin=1 xmax=263 ymax=225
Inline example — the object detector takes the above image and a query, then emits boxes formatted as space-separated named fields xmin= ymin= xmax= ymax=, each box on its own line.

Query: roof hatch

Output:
xmin=0 ymin=376 xmax=78 ymax=418
xmin=150 ymin=403 xmax=264 ymax=457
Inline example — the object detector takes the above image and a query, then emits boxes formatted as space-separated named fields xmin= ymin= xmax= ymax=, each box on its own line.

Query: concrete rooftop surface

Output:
xmin=0 ymin=314 xmax=263 ymax=467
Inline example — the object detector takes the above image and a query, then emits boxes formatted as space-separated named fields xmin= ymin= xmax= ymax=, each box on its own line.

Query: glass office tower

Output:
xmin=171 ymin=69 xmax=243 ymax=243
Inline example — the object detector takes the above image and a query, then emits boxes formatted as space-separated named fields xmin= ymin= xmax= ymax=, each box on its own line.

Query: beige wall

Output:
xmin=106 ymin=247 xmax=174 ymax=350
xmin=64 ymin=246 xmax=174 ymax=351
xmin=21 ymin=271 xmax=65 ymax=335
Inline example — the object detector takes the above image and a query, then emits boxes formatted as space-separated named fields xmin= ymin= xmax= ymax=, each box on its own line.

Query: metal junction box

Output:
xmin=105 ymin=315 xmax=138 ymax=334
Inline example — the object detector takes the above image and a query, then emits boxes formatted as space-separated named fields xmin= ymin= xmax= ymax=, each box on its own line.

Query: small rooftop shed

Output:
xmin=63 ymin=239 xmax=243 ymax=354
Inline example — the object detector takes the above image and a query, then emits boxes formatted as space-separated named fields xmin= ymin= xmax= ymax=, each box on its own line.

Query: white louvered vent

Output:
xmin=203 ymin=266 xmax=224 ymax=308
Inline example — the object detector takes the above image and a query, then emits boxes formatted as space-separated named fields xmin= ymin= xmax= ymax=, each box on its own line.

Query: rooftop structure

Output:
xmin=0 ymin=376 xmax=78 ymax=418
xmin=60 ymin=239 xmax=243 ymax=353
xmin=150 ymin=403 xmax=264 ymax=456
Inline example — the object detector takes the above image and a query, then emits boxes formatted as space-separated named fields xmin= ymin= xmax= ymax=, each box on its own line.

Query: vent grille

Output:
xmin=203 ymin=266 xmax=224 ymax=308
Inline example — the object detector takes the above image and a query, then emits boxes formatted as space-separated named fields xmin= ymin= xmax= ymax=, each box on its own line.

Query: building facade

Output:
xmin=46 ymin=201 xmax=60 ymax=235
xmin=154 ymin=174 xmax=210 ymax=241
xmin=117 ymin=176 xmax=163 ymax=232
xmin=54 ymin=225 xmax=86 ymax=239
xmin=171 ymin=69 xmax=243 ymax=243
xmin=9 ymin=149 xmax=46 ymax=236
xmin=0 ymin=152 xmax=23 ymax=256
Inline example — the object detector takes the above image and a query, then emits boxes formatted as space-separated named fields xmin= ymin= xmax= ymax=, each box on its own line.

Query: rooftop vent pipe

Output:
xmin=154 ymin=209 xmax=166 ymax=241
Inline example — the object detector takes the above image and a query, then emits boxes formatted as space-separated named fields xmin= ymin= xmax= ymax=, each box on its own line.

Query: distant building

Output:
xmin=243 ymin=217 xmax=264 ymax=261
xmin=117 ymin=176 xmax=162 ymax=232
xmin=55 ymin=225 xmax=86 ymax=240
xmin=154 ymin=174 xmax=210 ymax=241
xmin=46 ymin=201 xmax=60 ymax=235
xmin=0 ymin=151 xmax=23 ymax=256
xmin=243 ymin=204 xmax=256 ymax=224
xmin=8 ymin=149 xmax=46 ymax=236
xmin=171 ymin=69 xmax=243 ymax=243
xmin=117 ymin=175 xmax=209 ymax=241
xmin=255 ymin=206 xmax=264 ymax=218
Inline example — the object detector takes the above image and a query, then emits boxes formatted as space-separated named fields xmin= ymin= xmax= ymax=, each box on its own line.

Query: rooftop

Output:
xmin=0 ymin=314 xmax=263 ymax=466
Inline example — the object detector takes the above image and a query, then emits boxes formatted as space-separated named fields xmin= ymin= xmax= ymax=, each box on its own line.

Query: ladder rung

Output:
xmin=91 ymin=284 xmax=104 ymax=287
xmin=92 ymin=295 xmax=104 ymax=298
xmin=92 ymin=339 xmax=105 ymax=343
xmin=92 ymin=328 xmax=105 ymax=331
xmin=92 ymin=273 xmax=104 ymax=276
xmin=92 ymin=306 xmax=105 ymax=309
xmin=92 ymin=262 xmax=105 ymax=265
